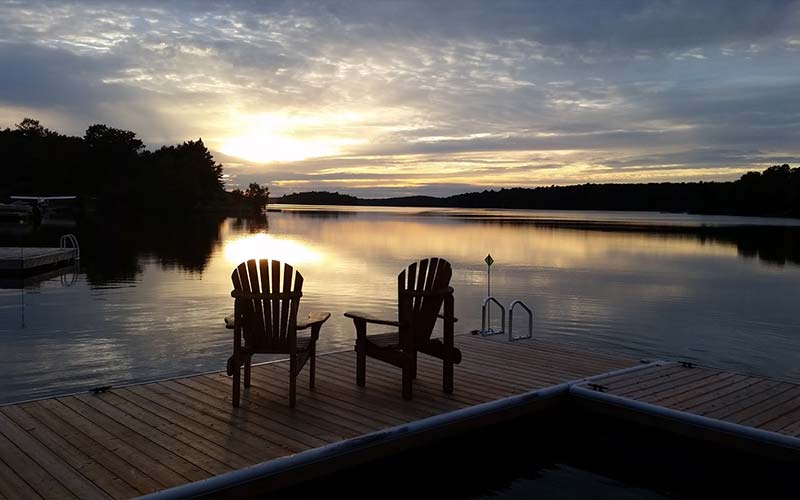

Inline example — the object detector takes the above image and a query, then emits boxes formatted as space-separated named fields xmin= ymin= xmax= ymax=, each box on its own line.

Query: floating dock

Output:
xmin=0 ymin=335 xmax=798 ymax=499
xmin=0 ymin=247 xmax=77 ymax=273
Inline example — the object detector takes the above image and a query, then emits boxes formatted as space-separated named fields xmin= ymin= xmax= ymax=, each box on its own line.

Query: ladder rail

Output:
xmin=508 ymin=299 xmax=533 ymax=341
xmin=59 ymin=234 xmax=80 ymax=260
xmin=480 ymin=296 xmax=505 ymax=336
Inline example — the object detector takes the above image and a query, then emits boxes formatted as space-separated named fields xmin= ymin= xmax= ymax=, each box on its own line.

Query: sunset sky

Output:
xmin=1 ymin=0 xmax=799 ymax=197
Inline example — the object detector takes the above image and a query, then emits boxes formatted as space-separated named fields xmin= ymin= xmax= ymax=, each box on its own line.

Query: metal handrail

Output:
xmin=508 ymin=300 xmax=533 ymax=341
xmin=480 ymin=296 xmax=505 ymax=336
xmin=59 ymin=234 xmax=80 ymax=260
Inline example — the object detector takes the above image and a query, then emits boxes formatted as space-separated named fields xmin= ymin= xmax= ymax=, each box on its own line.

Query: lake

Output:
xmin=1 ymin=206 xmax=799 ymax=404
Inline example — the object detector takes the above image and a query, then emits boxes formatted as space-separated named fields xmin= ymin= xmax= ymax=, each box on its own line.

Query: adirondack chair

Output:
xmin=225 ymin=259 xmax=330 ymax=407
xmin=345 ymin=257 xmax=462 ymax=399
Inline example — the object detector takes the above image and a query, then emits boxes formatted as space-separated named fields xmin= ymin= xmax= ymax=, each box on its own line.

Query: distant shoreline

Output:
xmin=270 ymin=165 xmax=800 ymax=219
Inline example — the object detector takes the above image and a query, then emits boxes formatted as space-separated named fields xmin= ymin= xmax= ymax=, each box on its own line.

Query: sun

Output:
xmin=218 ymin=112 xmax=364 ymax=164
xmin=221 ymin=134 xmax=336 ymax=163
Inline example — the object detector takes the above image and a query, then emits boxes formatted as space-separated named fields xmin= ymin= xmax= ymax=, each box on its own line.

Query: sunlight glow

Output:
xmin=218 ymin=112 xmax=366 ymax=163
xmin=223 ymin=233 xmax=324 ymax=266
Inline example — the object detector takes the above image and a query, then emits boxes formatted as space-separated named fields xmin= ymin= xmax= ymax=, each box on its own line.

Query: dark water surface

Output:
xmin=1 ymin=206 xmax=799 ymax=404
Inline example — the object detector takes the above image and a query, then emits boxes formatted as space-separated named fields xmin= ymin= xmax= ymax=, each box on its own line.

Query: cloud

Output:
xmin=1 ymin=0 xmax=799 ymax=196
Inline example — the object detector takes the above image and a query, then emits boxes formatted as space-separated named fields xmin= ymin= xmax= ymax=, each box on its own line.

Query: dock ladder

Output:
xmin=477 ymin=254 xmax=533 ymax=340
xmin=60 ymin=234 xmax=80 ymax=260
xmin=480 ymin=297 xmax=534 ymax=341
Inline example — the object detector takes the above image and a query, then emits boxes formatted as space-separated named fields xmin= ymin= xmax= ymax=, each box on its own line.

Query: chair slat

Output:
xmin=258 ymin=259 xmax=273 ymax=348
xmin=280 ymin=264 xmax=294 ymax=343
xmin=271 ymin=260 xmax=281 ymax=341
xmin=235 ymin=262 xmax=256 ymax=343
xmin=414 ymin=258 xmax=429 ymax=316
xmin=418 ymin=257 xmax=439 ymax=331
xmin=246 ymin=260 xmax=266 ymax=346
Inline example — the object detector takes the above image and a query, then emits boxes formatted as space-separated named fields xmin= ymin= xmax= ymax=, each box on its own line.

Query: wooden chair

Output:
xmin=345 ymin=257 xmax=462 ymax=400
xmin=225 ymin=259 xmax=330 ymax=407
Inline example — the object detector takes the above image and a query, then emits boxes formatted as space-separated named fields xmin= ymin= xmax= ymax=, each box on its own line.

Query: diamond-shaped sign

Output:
xmin=484 ymin=254 xmax=494 ymax=266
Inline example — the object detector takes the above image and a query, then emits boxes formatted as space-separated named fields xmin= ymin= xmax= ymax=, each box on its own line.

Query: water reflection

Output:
xmin=223 ymin=233 xmax=325 ymax=266
xmin=0 ymin=207 xmax=799 ymax=404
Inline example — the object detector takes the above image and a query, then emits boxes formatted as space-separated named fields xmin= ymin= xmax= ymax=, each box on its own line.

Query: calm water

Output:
xmin=1 ymin=206 xmax=799 ymax=404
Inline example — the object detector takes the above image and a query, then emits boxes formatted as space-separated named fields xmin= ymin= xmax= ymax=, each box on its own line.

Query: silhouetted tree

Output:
xmin=245 ymin=182 xmax=269 ymax=203
xmin=1 ymin=118 xmax=242 ymax=213
xmin=140 ymin=139 xmax=225 ymax=210
xmin=226 ymin=182 xmax=270 ymax=213
xmin=15 ymin=118 xmax=51 ymax=137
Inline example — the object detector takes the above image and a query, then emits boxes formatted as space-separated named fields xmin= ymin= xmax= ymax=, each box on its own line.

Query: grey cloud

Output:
xmin=2 ymin=0 xmax=800 ymax=197
xmin=0 ymin=43 xmax=125 ymax=111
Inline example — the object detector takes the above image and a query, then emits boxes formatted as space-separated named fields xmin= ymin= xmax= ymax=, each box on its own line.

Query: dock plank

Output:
xmin=586 ymin=364 xmax=800 ymax=440
xmin=0 ymin=428 xmax=78 ymax=500
xmin=725 ymin=384 xmax=800 ymax=425
xmin=34 ymin=399 xmax=188 ymax=489
xmin=18 ymin=401 xmax=163 ymax=495
xmin=1 ymin=335 xmax=798 ymax=500
xmin=0 ymin=247 xmax=75 ymax=271
xmin=0 ymin=455 xmax=45 ymax=500
xmin=0 ymin=411 xmax=107 ymax=500
xmin=1 ymin=403 xmax=161 ymax=500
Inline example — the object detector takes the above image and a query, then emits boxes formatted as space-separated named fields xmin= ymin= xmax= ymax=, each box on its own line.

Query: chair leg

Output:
xmin=244 ymin=354 xmax=252 ymax=387
xmin=309 ymin=344 xmax=316 ymax=390
xmin=356 ymin=342 xmax=366 ymax=387
xmin=443 ymin=294 xmax=455 ymax=394
xmin=289 ymin=355 xmax=297 ymax=408
xmin=232 ymin=357 xmax=241 ymax=407
xmin=402 ymin=365 xmax=413 ymax=400
xmin=443 ymin=359 xmax=454 ymax=394
xmin=411 ymin=353 xmax=418 ymax=379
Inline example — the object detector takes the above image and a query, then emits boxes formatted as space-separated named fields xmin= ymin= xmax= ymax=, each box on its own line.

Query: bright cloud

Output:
xmin=1 ymin=0 xmax=799 ymax=196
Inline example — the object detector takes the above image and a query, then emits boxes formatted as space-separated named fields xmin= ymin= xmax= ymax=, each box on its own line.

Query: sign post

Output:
xmin=485 ymin=253 xmax=494 ymax=327
xmin=485 ymin=253 xmax=494 ymax=296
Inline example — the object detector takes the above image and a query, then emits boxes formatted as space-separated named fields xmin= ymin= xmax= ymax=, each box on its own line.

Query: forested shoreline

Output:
xmin=275 ymin=165 xmax=800 ymax=218
xmin=3 ymin=118 xmax=798 ymax=218
xmin=1 ymin=118 xmax=268 ymax=214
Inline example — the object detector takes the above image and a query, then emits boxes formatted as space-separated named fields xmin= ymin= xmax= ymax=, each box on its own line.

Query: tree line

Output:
xmin=1 ymin=118 xmax=269 ymax=213
xmin=276 ymin=164 xmax=800 ymax=218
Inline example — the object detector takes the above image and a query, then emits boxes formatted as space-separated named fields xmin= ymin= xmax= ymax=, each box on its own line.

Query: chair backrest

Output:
xmin=231 ymin=259 xmax=303 ymax=352
xmin=397 ymin=257 xmax=453 ymax=344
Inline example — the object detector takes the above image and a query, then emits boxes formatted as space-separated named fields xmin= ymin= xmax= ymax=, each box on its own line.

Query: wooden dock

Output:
xmin=0 ymin=335 xmax=798 ymax=499
xmin=573 ymin=362 xmax=800 ymax=438
xmin=0 ymin=247 xmax=76 ymax=272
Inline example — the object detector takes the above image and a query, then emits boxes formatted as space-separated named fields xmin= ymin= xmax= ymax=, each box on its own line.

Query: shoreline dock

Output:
xmin=0 ymin=247 xmax=77 ymax=273
xmin=0 ymin=334 xmax=798 ymax=499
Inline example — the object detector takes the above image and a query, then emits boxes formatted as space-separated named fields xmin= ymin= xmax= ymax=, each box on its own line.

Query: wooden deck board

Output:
xmin=0 ymin=336 xmax=635 ymax=499
xmin=2 ymin=335 xmax=798 ymax=500
xmin=17 ymin=401 xmax=163 ymax=495
xmin=0 ymin=247 xmax=75 ymax=271
xmin=0 ymin=405 xmax=137 ymax=500
xmin=587 ymin=364 xmax=800 ymax=439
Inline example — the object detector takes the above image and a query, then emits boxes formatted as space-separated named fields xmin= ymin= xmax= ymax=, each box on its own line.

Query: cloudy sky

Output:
xmin=1 ymin=0 xmax=799 ymax=197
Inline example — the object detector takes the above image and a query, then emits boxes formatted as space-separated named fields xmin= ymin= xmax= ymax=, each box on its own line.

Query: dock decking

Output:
xmin=0 ymin=335 xmax=635 ymax=500
xmin=0 ymin=247 xmax=76 ymax=272
xmin=0 ymin=335 xmax=798 ymax=499
xmin=574 ymin=362 xmax=800 ymax=438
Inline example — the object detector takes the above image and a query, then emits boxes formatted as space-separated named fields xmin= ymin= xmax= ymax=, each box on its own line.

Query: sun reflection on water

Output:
xmin=223 ymin=233 xmax=324 ymax=266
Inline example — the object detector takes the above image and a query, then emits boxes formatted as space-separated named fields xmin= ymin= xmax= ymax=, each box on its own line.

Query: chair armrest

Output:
xmin=438 ymin=314 xmax=458 ymax=323
xmin=224 ymin=315 xmax=236 ymax=329
xmin=296 ymin=312 xmax=331 ymax=330
xmin=344 ymin=311 xmax=400 ymax=327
